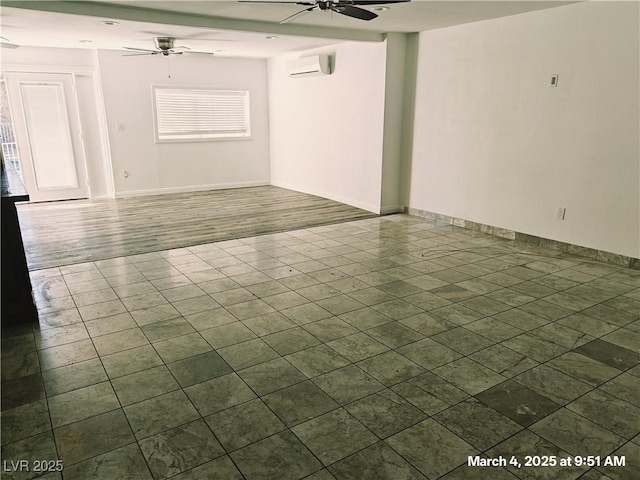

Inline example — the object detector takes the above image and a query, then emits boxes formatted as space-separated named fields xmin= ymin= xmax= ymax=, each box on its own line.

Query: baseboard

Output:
xmin=88 ymin=195 xmax=114 ymax=201
xmin=407 ymin=207 xmax=639 ymax=270
xmin=270 ymin=180 xmax=380 ymax=214
xmin=381 ymin=205 xmax=405 ymax=215
xmin=116 ymin=180 xmax=270 ymax=198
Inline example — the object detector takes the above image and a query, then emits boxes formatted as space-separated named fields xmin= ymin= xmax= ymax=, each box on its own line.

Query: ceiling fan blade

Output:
xmin=335 ymin=5 xmax=378 ymax=20
xmin=0 ymin=36 xmax=19 ymax=49
xmin=184 ymin=51 xmax=215 ymax=56
xmin=350 ymin=0 xmax=410 ymax=4
xmin=122 ymin=52 xmax=159 ymax=56
xmin=239 ymin=1 xmax=315 ymax=4
xmin=280 ymin=6 xmax=316 ymax=24
xmin=123 ymin=46 xmax=158 ymax=53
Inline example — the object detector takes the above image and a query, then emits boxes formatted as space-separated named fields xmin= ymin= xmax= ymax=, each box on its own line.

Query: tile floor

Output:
xmin=1 ymin=214 xmax=639 ymax=480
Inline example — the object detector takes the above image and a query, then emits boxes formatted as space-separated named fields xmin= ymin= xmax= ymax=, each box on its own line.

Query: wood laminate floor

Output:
xmin=17 ymin=186 xmax=377 ymax=271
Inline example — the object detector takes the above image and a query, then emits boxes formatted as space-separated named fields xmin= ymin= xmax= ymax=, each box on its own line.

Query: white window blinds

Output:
xmin=153 ymin=87 xmax=250 ymax=141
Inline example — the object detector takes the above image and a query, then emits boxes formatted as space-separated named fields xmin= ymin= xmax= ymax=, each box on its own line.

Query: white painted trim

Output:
xmin=92 ymin=55 xmax=116 ymax=199
xmin=380 ymin=205 xmax=405 ymax=215
xmin=5 ymin=71 xmax=92 ymax=202
xmin=70 ymin=72 xmax=92 ymax=200
xmin=116 ymin=180 xmax=270 ymax=198
xmin=271 ymin=180 xmax=380 ymax=214
xmin=2 ymin=62 xmax=116 ymax=199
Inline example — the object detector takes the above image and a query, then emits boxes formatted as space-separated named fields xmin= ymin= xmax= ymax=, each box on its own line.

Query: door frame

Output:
xmin=1 ymin=64 xmax=115 ymax=199
xmin=6 ymin=71 xmax=91 ymax=201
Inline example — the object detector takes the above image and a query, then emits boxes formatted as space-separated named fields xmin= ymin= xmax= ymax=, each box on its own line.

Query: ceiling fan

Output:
xmin=239 ymin=0 xmax=410 ymax=24
xmin=123 ymin=37 xmax=213 ymax=56
xmin=0 ymin=36 xmax=19 ymax=49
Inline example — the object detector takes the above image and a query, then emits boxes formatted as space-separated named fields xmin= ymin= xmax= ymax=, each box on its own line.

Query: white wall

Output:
xmin=1 ymin=46 xmax=113 ymax=198
xmin=1 ymin=46 xmax=97 ymax=69
xmin=97 ymin=51 xmax=270 ymax=195
xmin=75 ymin=74 xmax=113 ymax=198
xmin=268 ymin=41 xmax=387 ymax=213
xmin=409 ymin=1 xmax=640 ymax=258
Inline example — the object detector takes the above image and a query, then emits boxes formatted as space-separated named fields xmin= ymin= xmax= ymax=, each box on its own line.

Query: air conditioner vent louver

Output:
xmin=286 ymin=55 xmax=331 ymax=78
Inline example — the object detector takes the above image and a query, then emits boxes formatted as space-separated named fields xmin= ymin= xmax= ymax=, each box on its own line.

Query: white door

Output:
xmin=5 ymin=72 xmax=89 ymax=202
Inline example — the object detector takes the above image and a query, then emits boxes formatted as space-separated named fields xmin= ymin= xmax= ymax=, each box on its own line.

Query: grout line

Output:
xmin=5 ymin=214 xmax=639 ymax=479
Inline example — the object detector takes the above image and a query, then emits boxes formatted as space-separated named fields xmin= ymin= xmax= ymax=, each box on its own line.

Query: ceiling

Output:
xmin=1 ymin=0 xmax=579 ymax=58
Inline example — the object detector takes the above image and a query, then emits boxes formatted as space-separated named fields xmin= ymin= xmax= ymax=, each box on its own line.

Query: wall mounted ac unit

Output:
xmin=286 ymin=54 xmax=331 ymax=78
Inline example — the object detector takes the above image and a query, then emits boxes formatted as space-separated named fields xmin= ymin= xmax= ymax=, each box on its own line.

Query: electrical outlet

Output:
xmin=556 ymin=207 xmax=566 ymax=220
xmin=123 ymin=170 xmax=129 ymax=178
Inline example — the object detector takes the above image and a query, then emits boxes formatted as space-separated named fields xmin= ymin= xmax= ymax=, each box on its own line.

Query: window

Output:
xmin=152 ymin=86 xmax=250 ymax=142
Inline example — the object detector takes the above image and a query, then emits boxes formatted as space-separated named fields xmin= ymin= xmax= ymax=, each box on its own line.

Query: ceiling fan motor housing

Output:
xmin=154 ymin=37 xmax=176 ymax=50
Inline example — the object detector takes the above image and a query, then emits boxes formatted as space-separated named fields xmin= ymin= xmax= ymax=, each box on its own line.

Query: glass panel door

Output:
xmin=0 ymin=75 xmax=23 ymax=180
xmin=20 ymin=82 xmax=78 ymax=190
xmin=5 ymin=72 xmax=89 ymax=202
